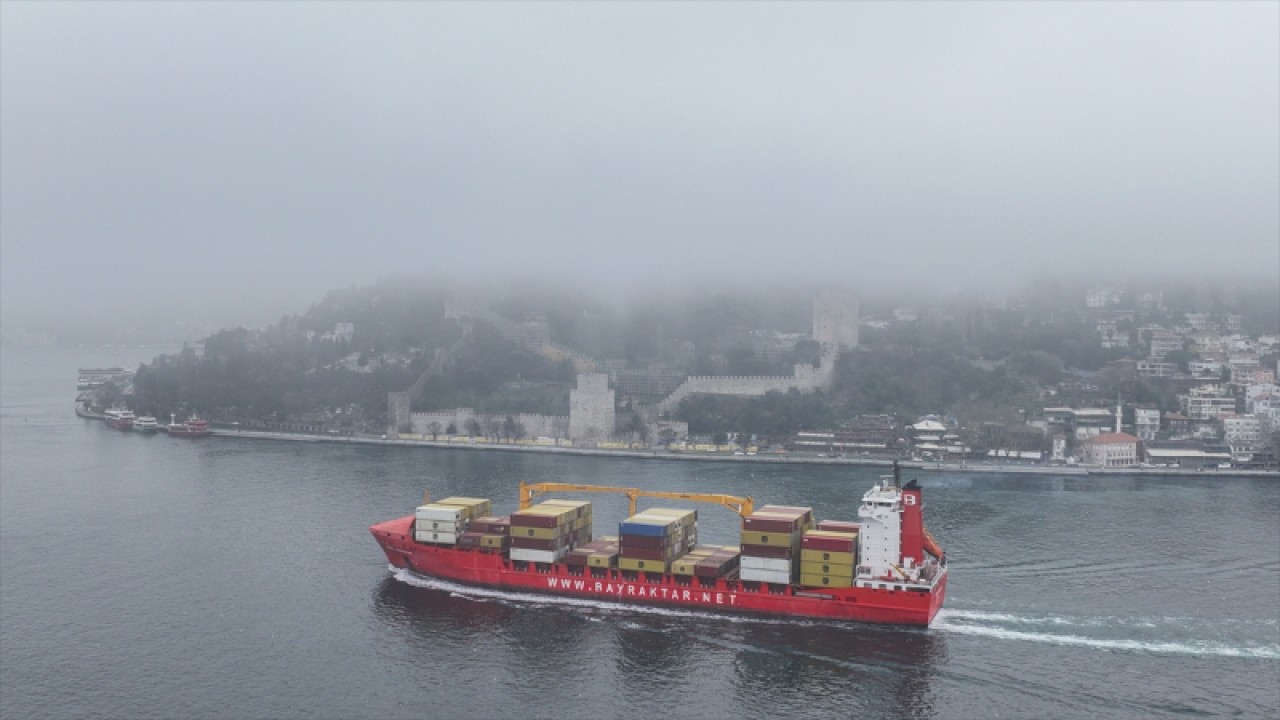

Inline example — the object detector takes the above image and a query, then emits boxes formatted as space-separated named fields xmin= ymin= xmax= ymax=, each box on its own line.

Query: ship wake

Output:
xmin=934 ymin=608 xmax=1280 ymax=659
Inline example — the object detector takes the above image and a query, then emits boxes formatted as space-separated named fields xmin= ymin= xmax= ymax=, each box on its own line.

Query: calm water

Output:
xmin=2 ymin=345 xmax=1278 ymax=719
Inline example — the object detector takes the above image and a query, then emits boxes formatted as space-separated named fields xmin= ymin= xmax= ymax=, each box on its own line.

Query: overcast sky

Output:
xmin=2 ymin=2 xmax=1277 ymax=337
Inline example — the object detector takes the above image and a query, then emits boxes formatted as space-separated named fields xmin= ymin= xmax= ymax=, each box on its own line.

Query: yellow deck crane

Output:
xmin=517 ymin=481 xmax=754 ymax=518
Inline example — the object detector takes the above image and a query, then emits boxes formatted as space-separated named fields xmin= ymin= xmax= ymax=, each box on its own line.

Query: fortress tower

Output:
xmin=569 ymin=373 xmax=615 ymax=444
xmin=813 ymin=291 xmax=859 ymax=355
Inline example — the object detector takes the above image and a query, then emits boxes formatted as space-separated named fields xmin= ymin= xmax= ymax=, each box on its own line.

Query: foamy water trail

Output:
xmin=935 ymin=608 xmax=1280 ymax=659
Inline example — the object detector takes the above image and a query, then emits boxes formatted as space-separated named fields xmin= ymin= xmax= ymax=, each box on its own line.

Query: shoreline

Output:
xmin=207 ymin=428 xmax=1280 ymax=479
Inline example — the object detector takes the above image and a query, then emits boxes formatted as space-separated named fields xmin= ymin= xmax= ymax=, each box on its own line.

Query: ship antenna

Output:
xmin=892 ymin=460 xmax=901 ymax=489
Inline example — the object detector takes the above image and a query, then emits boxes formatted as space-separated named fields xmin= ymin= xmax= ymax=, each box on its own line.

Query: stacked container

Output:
xmin=638 ymin=508 xmax=698 ymax=554
xmin=617 ymin=513 xmax=680 ymax=574
xmin=565 ymin=536 xmax=619 ymax=569
xmin=457 ymin=516 xmax=511 ymax=552
xmin=695 ymin=547 xmax=741 ymax=580
xmin=671 ymin=544 xmax=740 ymax=577
xmin=508 ymin=500 xmax=592 ymax=564
xmin=798 ymin=529 xmax=859 ymax=589
xmin=415 ymin=497 xmax=494 ymax=544
xmin=739 ymin=505 xmax=814 ymax=585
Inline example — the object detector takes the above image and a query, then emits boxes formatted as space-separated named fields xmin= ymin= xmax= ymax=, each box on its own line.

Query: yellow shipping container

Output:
xmin=436 ymin=497 xmax=493 ymax=519
xmin=671 ymin=550 xmax=714 ymax=575
xmin=800 ymin=561 xmax=854 ymax=578
xmin=799 ymin=573 xmax=854 ymax=589
xmin=740 ymin=530 xmax=802 ymax=548
xmin=480 ymin=534 xmax=509 ymax=548
xmin=618 ymin=557 xmax=669 ymax=573
xmin=800 ymin=549 xmax=856 ymax=565
xmin=587 ymin=551 xmax=618 ymax=568
xmin=516 ymin=526 xmax=567 ymax=541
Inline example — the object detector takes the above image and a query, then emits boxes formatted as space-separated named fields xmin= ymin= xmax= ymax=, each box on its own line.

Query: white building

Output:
xmin=1081 ymin=432 xmax=1140 ymax=467
xmin=1223 ymin=415 xmax=1265 ymax=450
xmin=1133 ymin=406 xmax=1161 ymax=441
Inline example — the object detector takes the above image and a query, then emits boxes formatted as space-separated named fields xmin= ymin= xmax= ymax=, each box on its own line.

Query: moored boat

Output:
xmin=167 ymin=414 xmax=210 ymax=437
xmin=133 ymin=416 xmax=161 ymax=433
xmin=102 ymin=408 xmax=136 ymax=430
xmin=370 ymin=466 xmax=947 ymax=626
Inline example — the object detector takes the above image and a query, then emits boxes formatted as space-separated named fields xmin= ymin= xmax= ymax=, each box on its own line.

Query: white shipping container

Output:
xmin=414 ymin=531 xmax=460 ymax=544
xmin=740 ymin=567 xmax=793 ymax=585
xmin=510 ymin=547 xmax=567 ymax=564
xmin=740 ymin=556 xmax=792 ymax=573
xmin=415 ymin=518 xmax=466 ymax=533
xmin=416 ymin=504 xmax=464 ymax=522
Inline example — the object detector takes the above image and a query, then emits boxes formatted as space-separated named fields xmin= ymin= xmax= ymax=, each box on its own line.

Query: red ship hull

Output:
xmin=371 ymin=517 xmax=947 ymax=627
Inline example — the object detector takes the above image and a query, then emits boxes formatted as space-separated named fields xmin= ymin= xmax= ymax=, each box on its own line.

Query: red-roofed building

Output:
xmin=1082 ymin=432 xmax=1141 ymax=467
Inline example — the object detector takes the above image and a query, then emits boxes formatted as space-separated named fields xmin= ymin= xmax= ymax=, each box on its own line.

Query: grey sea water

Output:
xmin=2 ymin=344 xmax=1278 ymax=719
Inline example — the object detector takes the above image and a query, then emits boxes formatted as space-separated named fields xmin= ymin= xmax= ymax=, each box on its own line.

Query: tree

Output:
xmin=502 ymin=415 xmax=518 ymax=442
xmin=428 ymin=421 xmax=442 ymax=440
xmin=466 ymin=419 xmax=481 ymax=438
xmin=446 ymin=422 xmax=457 ymax=435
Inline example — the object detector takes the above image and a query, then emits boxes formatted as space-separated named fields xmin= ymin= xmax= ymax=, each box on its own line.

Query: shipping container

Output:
xmin=816 ymin=520 xmax=860 ymax=533
xmin=510 ymin=536 xmax=567 ymax=551
xmin=741 ymin=513 xmax=801 ymax=533
xmin=469 ymin=517 xmax=510 ymax=535
xmin=740 ymin=556 xmax=793 ymax=573
xmin=618 ymin=557 xmax=669 ymax=573
xmin=480 ymin=534 xmax=510 ymax=549
xmin=586 ymin=550 xmax=618 ymax=568
xmin=800 ymin=561 xmax=854 ymax=578
xmin=509 ymin=511 xmax=561 ymax=529
xmin=799 ymin=573 xmax=854 ymax=589
xmin=618 ymin=514 xmax=677 ymax=537
xmin=415 ymin=518 xmax=466 ymax=533
xmin=800 ymin=530 xmax=857 ymax=552
xmin=616 ymin=534 xmax=672 ymax=550
xmin=738 ymin=543 xmax=795 ymax=559
xmin=758 ymin=505 xmax=814 ymax=529
xmin=435 ymin=497 xmax=493 ymax=520
xmin=415 ymin=504 xmax=465 ymax=523
xmin=414 ymin=530 xmax=459 ymax=544
xmin=514 ymin=525 xmax=565 ymax=541
xmin=618 ymin=546 xmax=669 ymax=562
xmin=799 ymin=549 xmax=855 ymax=565
xmin=564 ymin=548 xmax=593 ymax=567
xmin=739 ymin=530 xmax=802 ymax=548
xmin=510 ymin=547 xmax=567 ymax=564
xmin=740 ymin=567 xmax=793 ymax=584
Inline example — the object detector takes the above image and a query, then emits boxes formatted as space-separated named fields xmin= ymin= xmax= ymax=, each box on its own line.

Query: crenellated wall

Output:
xmin=656 ymin=364 xmax=819 ymax=414
xmin=408 ymin=408 xmax=568 ymax=439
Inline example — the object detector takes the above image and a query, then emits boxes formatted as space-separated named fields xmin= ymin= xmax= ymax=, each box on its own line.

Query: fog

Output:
xmin=2 ymin=2 xmax=1277 ymax=342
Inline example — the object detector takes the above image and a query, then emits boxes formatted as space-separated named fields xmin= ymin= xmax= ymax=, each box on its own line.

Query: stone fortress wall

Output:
xmin=390 ymin=292 xmax=858 ymax=443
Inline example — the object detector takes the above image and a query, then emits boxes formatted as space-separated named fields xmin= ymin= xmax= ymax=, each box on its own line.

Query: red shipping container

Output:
xmin=617 ymin=535 xmax=671 ymax=549
xmin=564 ymin=549 xmax=592 ymax=566
xmin=801 ymin=535 xmax=856 ymax=552
xmin=509 ymin=512 xmax=560 ymax=529
xmin=509 ymin=536 xmax=564 ymax=551
xmin=817 ymin=520 xmax=860 ymax=533
xmin=742 ymin=514 xmax=799 ymax=533
xmin=739 ymin=543 xmax=794 ymax=559
xmin=619 ymin=546 xmax=667 ymax=561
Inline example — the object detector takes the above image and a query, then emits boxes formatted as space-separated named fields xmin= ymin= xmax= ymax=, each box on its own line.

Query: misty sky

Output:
xmin=2 ymin=2 xmax=1277 ymax=335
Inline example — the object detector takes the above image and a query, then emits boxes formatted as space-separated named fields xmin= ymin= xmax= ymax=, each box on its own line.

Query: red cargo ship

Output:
xmin=370 ymin=469 xmax=947 ymax=626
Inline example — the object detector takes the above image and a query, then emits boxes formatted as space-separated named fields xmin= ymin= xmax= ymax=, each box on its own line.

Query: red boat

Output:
xmin=167 ymin=414 xmax=210 ymax=437
xmin=371 ymin=468 xmax=947 ymax=627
